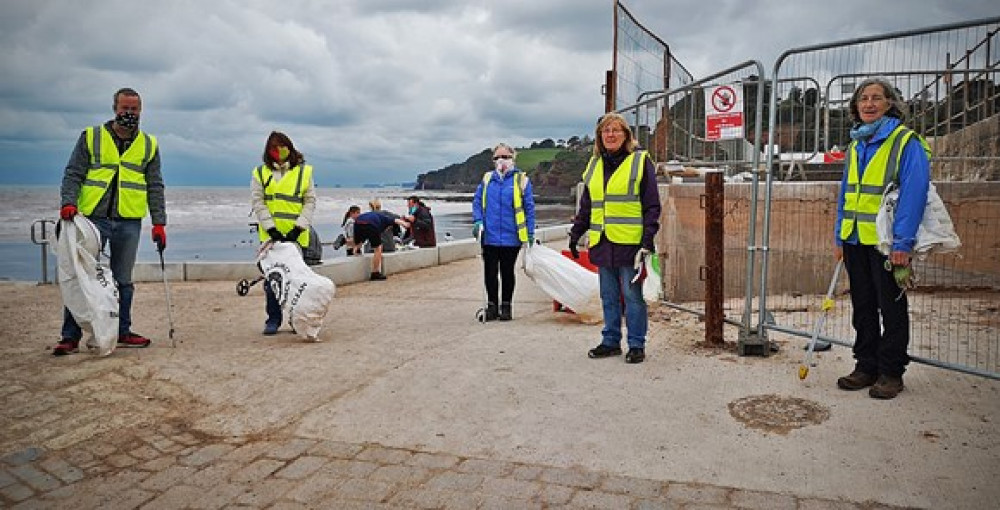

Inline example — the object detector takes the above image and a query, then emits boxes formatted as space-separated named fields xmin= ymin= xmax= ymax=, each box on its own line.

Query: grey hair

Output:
xmin=849 ymin=77 xmax=908 ymax=124
xmin=492 ymin=143 xmax=517 ymax=158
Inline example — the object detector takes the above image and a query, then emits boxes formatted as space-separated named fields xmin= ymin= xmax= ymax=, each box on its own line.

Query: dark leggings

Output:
xmin=482 ymin=244 xmax=521 ymax=305
xmin=843 ymin=243 xmax=910 ymax=377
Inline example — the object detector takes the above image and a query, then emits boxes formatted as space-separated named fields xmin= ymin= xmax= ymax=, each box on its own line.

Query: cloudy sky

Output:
xmin=1 ymin=0 xmax=995 ymax=188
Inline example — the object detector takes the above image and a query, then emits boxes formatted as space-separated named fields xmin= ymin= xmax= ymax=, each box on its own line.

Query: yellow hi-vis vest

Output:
xmin=254 ymin=164 xmax=313 ymax=247
xmin=77 ymin=125 xmax=158 ymax=218
xmin=583 ymin=150 xmax=648 ymax=246
xmin=480 ymin=171 xmax=529 ymax=242
xmin=840 ymin=126 xmax=931 ymax=245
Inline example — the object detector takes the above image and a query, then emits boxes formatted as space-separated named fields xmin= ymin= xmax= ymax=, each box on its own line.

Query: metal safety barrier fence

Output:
xmin=760 ymin=18 xmax=1000 ymax=379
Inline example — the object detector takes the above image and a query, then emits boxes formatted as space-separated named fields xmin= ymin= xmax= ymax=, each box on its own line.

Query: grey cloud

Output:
xmin=1 ymin=0 xmax=996 ymax=187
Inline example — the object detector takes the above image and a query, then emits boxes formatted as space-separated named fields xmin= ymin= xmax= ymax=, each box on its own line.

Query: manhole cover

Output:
xmin=728 ymin=394 xmax=830 ymax=435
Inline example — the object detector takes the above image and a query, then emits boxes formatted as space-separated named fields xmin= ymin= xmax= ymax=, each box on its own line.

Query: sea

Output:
xmin=0 ymin=186 xmax=574 ymax=283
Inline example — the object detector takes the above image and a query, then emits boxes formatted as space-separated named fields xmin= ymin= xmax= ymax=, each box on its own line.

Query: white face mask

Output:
xmin=494 ymin=157 xmax=513 ymax=173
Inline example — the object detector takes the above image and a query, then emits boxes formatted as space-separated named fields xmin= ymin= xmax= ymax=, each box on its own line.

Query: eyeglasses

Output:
xmin=858 ymin=95 xmax=887 ymax=104
xmin=492 ymin=155 xmax=513 ymax=160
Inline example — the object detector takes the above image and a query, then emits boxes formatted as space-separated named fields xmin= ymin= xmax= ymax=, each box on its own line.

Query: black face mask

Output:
xmin=115 ymin=112 xmax=139 ymax=129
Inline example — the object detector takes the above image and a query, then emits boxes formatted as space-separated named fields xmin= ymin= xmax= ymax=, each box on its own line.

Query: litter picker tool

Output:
xmin=799 ymin=259 xmax=843 ymax=380
xmin=157 ymin=242 xmax=176 ymax=346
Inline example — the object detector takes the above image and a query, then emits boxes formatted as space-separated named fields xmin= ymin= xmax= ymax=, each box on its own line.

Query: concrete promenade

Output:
xmin=2 ymin=232 xmax=998 ymax=509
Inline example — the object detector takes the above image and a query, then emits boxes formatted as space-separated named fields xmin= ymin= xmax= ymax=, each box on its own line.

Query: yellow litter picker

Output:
xmin=799 ymin=259 xmax=844 ymax=380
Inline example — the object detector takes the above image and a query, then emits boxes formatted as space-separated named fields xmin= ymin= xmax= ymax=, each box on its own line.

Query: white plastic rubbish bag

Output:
xmin=258 ymin=242 xmax=335 ymax=341
xmin=876 ymin=182 xmax=961 ymax=259
xmin=523 ymin=244 xmax=601 ymax=319
xmin=641 ymin=253 xmax=662 ymax=303
xmin=56 ymin=216 xmax=119 ymax=356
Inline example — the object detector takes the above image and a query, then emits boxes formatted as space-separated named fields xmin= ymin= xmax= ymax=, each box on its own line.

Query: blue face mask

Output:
xmin=409 ymin=206 xmax=418 ymax=214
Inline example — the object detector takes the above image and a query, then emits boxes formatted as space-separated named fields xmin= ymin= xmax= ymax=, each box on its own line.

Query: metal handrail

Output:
xmin=30 ymin=218 xmax=57 ymax=284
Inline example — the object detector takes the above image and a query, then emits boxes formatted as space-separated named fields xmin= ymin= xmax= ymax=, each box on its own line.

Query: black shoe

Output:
xmin=484 ymin=303 xmax=499 ymax=322
xmin=625 ymin=348 xmax=646 ymax=364
xmin=837 ymin=369 xmax=878 ymax=390
xmin=498 ymin=302 xmax=512 ymax=321
xmin=588 ymin=344 xmax=622 ymax=359
xmin=262 ymin=323 xmax=279 ymax=335
xmin=370 ymin=272 xmax=387 ymax=281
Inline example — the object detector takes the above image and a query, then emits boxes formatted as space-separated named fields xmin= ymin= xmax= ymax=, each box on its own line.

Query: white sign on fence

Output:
xmin=705 ymin=84 xmax=745 ymax=141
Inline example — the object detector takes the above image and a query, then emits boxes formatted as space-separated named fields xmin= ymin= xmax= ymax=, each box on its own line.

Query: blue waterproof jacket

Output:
xmin=472 ymin=169 xmax=536 ymax=247
xmin=835 ymin=116 xmax=930 ymax=253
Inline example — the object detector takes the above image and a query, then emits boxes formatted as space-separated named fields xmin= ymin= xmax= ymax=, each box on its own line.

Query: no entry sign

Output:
xmin=705 ymin=84 xmax=744 ymax=141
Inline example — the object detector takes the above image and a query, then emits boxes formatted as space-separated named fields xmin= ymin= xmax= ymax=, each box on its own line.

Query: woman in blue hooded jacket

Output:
xmin=833 ymin=77 xmax=930 ymax=399
xmin=472 ymin=143 xmax=536 ymax=321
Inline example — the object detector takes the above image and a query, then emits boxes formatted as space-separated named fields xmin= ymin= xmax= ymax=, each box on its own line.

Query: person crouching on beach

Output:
xmin=343 ymin=207 xmax=410 ymax=281
xmin=251 ymin=131 xmax=317 ymax=335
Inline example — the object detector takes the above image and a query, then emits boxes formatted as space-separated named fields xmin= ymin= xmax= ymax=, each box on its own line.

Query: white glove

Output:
xmin=631 ymin=248 xmax=651 ymax=284
xmin=633 ymin=248 xmax=651 ymax=271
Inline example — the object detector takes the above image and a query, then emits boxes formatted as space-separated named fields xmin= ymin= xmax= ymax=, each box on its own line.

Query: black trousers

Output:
xmin=482 ymin=245 xmax=521 ymax=305
xmin=843 ymin=243 xmax=910 ymax=377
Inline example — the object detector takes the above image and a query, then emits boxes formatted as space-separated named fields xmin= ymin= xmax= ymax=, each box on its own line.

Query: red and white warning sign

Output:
xmin=705 ymin=84 xmax=744 ymax=141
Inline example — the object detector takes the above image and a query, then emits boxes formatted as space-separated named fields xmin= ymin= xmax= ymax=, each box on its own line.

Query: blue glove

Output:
xmin=472 ymin=221 xmax=483 ymax=239
xmin=568 ymin=238 xmax=580 ymax=259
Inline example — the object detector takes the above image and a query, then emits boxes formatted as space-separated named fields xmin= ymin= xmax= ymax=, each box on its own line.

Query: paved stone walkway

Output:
xmin=2 ymin=425 xmax=908 ymax=509
xmin=5 ymin=256 xmax=986 ymax=509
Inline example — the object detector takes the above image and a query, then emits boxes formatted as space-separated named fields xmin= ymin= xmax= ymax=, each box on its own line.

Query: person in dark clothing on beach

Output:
xmin=404 ymin=196 xmax=436 ymax=248
xmin=343 ymin=207 xmax=410 ymax=280
xmin=568 ymin=112 xmax=661 ymax=364
xmin=367 ymin=198 xmax=400 ymax=253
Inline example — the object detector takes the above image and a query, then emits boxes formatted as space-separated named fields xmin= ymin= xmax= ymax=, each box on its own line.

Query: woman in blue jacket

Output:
xmin=472 ymin=143 xmax=536 ymax=321
xmin=834 ymin=77 xmax=930 ymax=399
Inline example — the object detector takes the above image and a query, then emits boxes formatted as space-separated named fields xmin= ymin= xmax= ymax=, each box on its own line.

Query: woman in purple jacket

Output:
xmin=569 ymin=113 xmax=661 ymax=364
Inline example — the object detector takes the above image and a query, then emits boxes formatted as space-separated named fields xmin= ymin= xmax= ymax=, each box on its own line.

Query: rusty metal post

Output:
xmin=605 ymin=70 xmax=616 ymax=113
xmin=703 ymin=171 xmax=725 ymax=345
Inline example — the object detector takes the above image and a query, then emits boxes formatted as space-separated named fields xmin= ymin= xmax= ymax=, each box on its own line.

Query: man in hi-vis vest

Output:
xmin=569 ymin=113 xmax=661 ymax=364
xmin=54 ymin=87 xmax=167 ymax=355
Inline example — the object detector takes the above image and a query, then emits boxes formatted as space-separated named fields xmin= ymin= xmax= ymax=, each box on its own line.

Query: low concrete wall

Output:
xmin=131 ymin=225 xmax=571 ymax=285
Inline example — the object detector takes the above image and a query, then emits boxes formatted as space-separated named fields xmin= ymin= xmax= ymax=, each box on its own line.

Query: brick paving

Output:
xmin=1 ymin=425 xmax=912 ymax=509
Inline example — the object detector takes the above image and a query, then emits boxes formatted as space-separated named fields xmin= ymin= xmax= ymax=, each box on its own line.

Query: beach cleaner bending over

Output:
xmin=342 ymin=207 xmax=410 ymax=281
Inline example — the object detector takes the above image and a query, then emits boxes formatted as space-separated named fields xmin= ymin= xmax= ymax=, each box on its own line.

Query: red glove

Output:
xmin=152 ymin=224 xmax=167 ymax=251
xmin=60 ymin=205 xmax=77 ymax=220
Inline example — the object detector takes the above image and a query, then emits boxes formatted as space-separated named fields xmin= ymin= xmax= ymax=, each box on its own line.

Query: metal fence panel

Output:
xmin=762 ymin=18 xmax=1000 ymax=379
xmin=616 ymin=61 xmax=767 ymax=339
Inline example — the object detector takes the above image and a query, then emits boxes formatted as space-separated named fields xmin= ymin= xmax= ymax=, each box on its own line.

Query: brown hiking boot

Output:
xmin=836 ymin=369 xmax=877 ymax=390
xmin=869 ymin=375 xmax=905 ymax=399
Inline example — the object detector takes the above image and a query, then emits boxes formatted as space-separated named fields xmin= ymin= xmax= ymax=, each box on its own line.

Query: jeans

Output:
xmin=598 ymin=265 xmax=647 ymax=350
xmin=264 ymin=279 xmax=283 ymax=327
xmin=61 ymin=217 xmax=141 ymax=339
